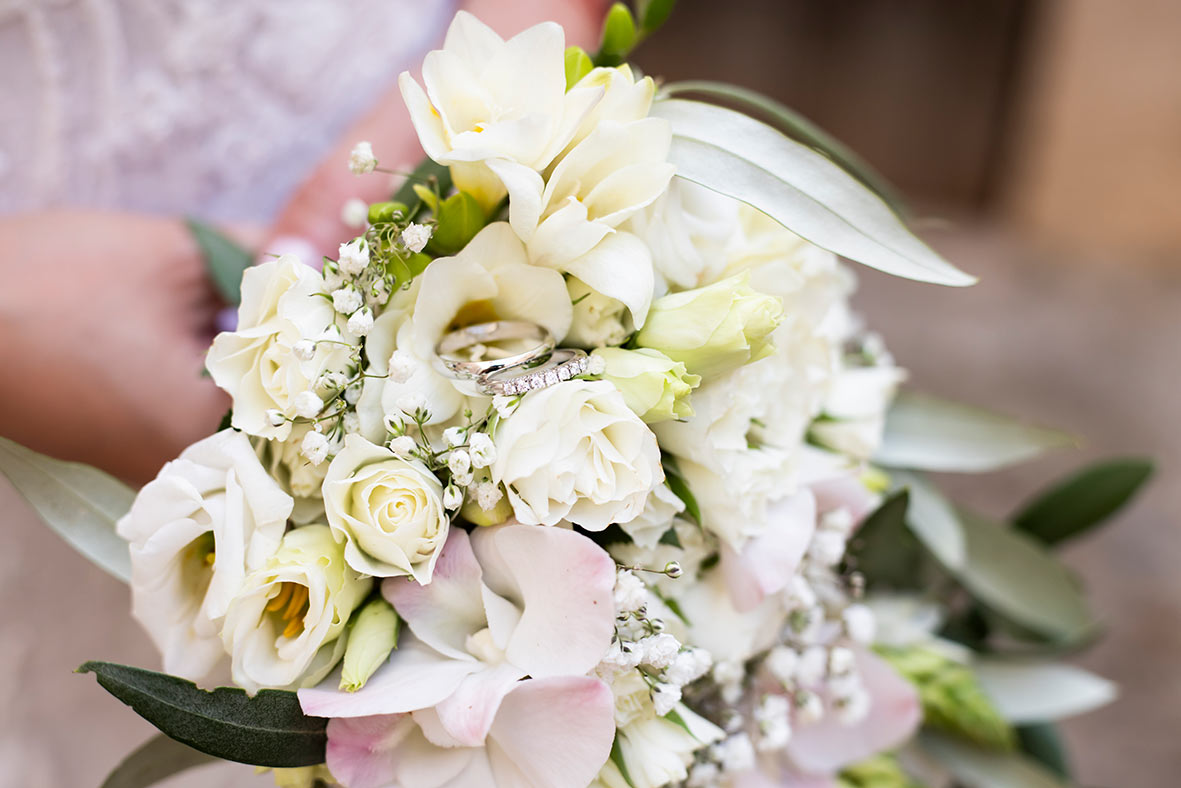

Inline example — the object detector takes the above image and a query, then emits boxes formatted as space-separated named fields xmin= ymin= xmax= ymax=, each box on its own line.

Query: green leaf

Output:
xmin=649 ymin=99 xmax=975 ymax=287
xmin=658 ymin=526 xmax=682 ymax=548
xmin=0 ymin=436 xmax=132 ymax=582
xmin=955 ymin=513 xmax=1097 ymax=645
xmin=874 ymin=391 xmax=1075 ymax=473
xmin=597 ymin=3 xmax=638 ymax=66
xmin=662 ymin=457 xmax=701 ymax=525
xmin=186 ymin=218 xmax=253 ymax=306
xmin=660 ymin=81 xmax=905 ymax=214
xmin=392 ymin=158 xmax=453 ymax=219
xmin=1013 ymin=458 xmax=1153 ymax=545
xmin=1016 ymin=723 xmax=1071 ymax=780
xmin=427 ymin=191 xmax=487 ymax=256
xmin=847 ymin=489 xmax=924 ymax=589
xmin=78 ymin=661 xmax=327 ymax=768
xmin=893 ymin=469 xmax=966 ymax=569
xmin=101 ymin=734 xmax=218 ymax=788
xmin=637 ymin=0 xmax=677 ymax=32
xmin=920 ymin=731 xmax=1069 ymax=788
xmin=973 ymin=659 xmax=1116 ymax=723
xmin=565 ymin=46 xmax=594 ymax=89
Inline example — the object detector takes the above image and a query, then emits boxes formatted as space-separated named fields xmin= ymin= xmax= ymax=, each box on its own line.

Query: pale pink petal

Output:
xmin=384 ymin=529 xmax=488 ymax=661
xmin=299 ymin=637 xmax=478 ymax=719
xmin=811 ymin=474 xmax=879 ymax=527
xmin=722 ymin=490 xmax=816 ymax=612
xmin=485 ymin=677 xmax=616 ymax=788
xmin=324 ymin=715 xmax=411 ymax=788
xmin=786 ymin=650 xmax=921 ymax=774
xmin=471 ymin=525 xmax=615 ymax=678
xmin=433 ymin=662 xmax=527 ymax=747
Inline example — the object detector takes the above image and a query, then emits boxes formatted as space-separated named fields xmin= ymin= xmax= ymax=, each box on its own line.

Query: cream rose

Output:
xmin=206 ymin=255 xmax=354 ymax=440
xmin=116 ymin=430 xmax=292 ymax=682
xmin=322 ymin=434 xmax=450 ymax=581
xmin=492 ymin=380 xmax=662 ymax=530
xmin=221 ymin=524 xmax=370 ymax=693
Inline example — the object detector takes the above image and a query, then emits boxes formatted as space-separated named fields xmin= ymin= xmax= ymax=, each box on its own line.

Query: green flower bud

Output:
xmin=838 ymin=755 xmax=921 ymax=788
xmin=634 ymin=273 xmax=782 ymax=379
xmin=426 ymin=191 xmax=486 ymax=257
xmin=876 ymin=646 xmax=1015 ymax=751
xmin=340 ymin=598 xmax=400 ymax=692
xmin=268 ymin=764 xmax=338 ymax=788
xmin=592 ymin=347 xmax=700 ymax=423
xmin=367 ymin=201 xmax=408 ymax=224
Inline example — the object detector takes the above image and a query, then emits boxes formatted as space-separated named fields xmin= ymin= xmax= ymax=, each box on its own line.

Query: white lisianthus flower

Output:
xmin=221 ymin=525 xmax=370 ymax=693
xmin=635 ymin=273 xmax=783 ymax=380
xmin=117 ymin=430 xmax=292 ymax=682
xmin=398 ymin=11 xmax=602 ymax=207
xmin=492 ymin=380 xmax=662 ymax=530
xmin=592 ymin=347 xmax=700 ymax=423
xmin=628 ymin=178 xmax=740 ymax=292
xmin=322 ymin=434 xmax=450 ymax=581
xmin=356 ymin=223 xmax=571 ymax=430
xmin=618 ymin=482 xmax=685 ymax=549
xmin=206 ymin=256 xmax=354 ymax=440
xmin=565 ymin=276 xmax=632 ymax=349
xmin=810 ymin=365 xmax=906 ymax=460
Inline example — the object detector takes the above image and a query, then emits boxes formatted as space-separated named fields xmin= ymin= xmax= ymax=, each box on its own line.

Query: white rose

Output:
xmin=322 ymin=434 xmax=450 ymax=581
xmin=116 ymin=430 xmax=291 ymax=682
xmin=398 ymin=12 xmax=602 ymax=208
xmin=492 ymin=380 xmax=662 ymax=530
xmin=221 ymin=524 xmax=370 ymax=693
xmin=206 ymin=256 xmax=354 ymax=440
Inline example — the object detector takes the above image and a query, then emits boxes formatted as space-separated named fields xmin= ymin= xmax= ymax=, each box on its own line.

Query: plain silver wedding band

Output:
xmin=435 ymin=320 xmax=555 ymax=380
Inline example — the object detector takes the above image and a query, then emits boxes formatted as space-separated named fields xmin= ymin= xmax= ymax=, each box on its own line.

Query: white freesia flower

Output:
xmin=490 ymin=115 xmax=673 ymax=328
xmin=356 ymin=222 xmax=572 ymax=429
xmin=398 ymin=11 xmax=602 ymax=207
xmin=117 ymin=430 xmax=292 ymax=682
xmin=566 ymin=65 xmax=659 ymax=148
xmin=322 ymin=434 xmax=450 ymax=581
xmin=221 ymin=524 xmax=370 ymax=693
xmin=492 ymin=380 xmax=662 ymax=530
xmin=206 ymin=256 xmax=354 ymax=440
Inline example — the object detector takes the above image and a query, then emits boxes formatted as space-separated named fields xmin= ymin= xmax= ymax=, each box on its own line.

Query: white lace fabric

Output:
xmin=0 ymin=0 xmax=454 ymax=221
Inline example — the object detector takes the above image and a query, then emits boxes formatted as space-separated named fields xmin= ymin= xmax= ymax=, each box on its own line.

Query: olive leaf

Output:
xmin=101 ymin=734 xmax=218 ymax=788
xmin=1013 ymin=458 xmax=1153 ymax=545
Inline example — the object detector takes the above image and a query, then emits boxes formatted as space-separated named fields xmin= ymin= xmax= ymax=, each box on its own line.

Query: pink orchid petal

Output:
xmin=324 ymin=715 xmax=412 ymax=788
xmin=471 ymin=525 xmax=616 ymax=678
xmin=485 ymin=676 xmax=616 ymax=788
xmin=433 ymin=662 xmax=528 ymax=747
xmin=722 ymin=490 xmax=816 ymax=612
xmin=384 ymin=529 xmax=488 ymax=661
xmin=811 ymin=474 xmax=879 ymax=528
xmin=786 ymin=650 xmax=921 ymax=774
xmin=299 ymin=636 xmax=479 ymax=719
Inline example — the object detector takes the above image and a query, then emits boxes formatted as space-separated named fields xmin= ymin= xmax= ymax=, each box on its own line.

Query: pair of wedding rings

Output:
xmin=435 ymin=320 xmax=588 ymax=396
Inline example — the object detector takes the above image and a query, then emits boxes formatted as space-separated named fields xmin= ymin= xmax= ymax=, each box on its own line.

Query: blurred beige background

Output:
xmin=3 ymin=0 xmax=1180 ymax=785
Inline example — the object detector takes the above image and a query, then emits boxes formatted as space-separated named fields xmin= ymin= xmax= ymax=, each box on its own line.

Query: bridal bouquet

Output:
xmin=0 ymin=5 xmax=1152 ymax=788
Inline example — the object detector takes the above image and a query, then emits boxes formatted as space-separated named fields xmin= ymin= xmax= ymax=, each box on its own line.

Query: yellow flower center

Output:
xmin=266 ymin=582 xmax=310 ymax=639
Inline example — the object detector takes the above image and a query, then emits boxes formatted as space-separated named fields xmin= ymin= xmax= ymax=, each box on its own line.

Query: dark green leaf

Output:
xmin=660 ymin=80 xmax=905 ymax=214
xmin=1017 ymin=723 xmax=1072 ymax=780
xmin=662 ymin=458 xmax=701 ymax=525
xmin=954 ymin=513 xmax=1097 ymax=645
xmin=846 ymin=490 xmax=924 ymax=588
xmin=101 ymin=734 xmax=218 ymax=788
xmin=217 ymin=409 xmax=233 ymax=433
xmin=596 ymin=3 xmax=638 ymax=66
xmin=186 ymin=218 xmax=253 ymax=306
xmin=658 ymin=526 xmax=682 ymax=548
xmin=79 ymin=661 xmax=327 ymax=768
xmin=1013 ymin=458 xmax=1154 ymax=545
xmin=637 ymin=0 xmax=677 ymax=33
xmin=392 ymin=158 xmax=453 ymax=220
xmin=662 ymin=708 xmax=694 ymax=737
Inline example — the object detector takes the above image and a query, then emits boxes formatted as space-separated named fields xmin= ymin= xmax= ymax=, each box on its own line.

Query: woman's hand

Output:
xmin=0 ymin=212 xmax=238 ymax=483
